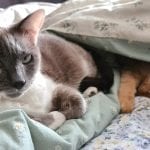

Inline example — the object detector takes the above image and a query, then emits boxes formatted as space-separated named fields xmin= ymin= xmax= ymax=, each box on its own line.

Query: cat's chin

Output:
xmin=6 ymin=92 xmax=23 ymax=98
xmin=5 ymin=85 xmax=31 ymax=98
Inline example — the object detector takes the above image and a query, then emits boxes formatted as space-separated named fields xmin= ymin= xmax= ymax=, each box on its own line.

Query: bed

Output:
xmin=0 ymin=1 xmax=149 ymax=150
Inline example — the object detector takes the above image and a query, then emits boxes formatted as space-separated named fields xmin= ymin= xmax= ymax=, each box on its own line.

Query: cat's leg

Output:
xmin=118 ymin=70 xmax=140 ymax=113
xmin=51 ymin=84 xmax=87 ymax=120
xmin=86 ymin=49 xmax=114 ymax=93
xmin=79 ymin=77 xmax=100 ymax=93
xmin=29 ymin=85 xmax=87 ymax=129
xmin=79 ymin=76 xmax=113 ymax=94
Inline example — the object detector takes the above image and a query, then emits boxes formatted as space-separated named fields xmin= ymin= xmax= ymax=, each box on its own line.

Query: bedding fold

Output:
xmin=0 ymin=71 xmax=120 ymax=150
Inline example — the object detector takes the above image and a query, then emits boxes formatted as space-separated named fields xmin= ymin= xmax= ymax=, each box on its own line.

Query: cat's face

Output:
xmin=0 ymin=9 xmax=45 ymax=98
xmin=0 ymin=30 xmax=40 ymax=98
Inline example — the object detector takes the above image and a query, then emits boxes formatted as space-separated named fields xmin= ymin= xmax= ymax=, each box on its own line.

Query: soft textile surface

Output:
xmin=44 ymin=0 xmax=150 ymax=43
xmin=82 ymin=97 xmax=150 ymax=150
xmin=0 ymin=2 xmax=61 ymax=27
xmin=0 ymin=1 xmax=149 ymax=150
xmin=44 ymin=0 xmax=150 ymax=61
xmin=0 ymin=2 xmax=120 ymax=150
xmin=0 ymin=72 xmax=120 ymax=150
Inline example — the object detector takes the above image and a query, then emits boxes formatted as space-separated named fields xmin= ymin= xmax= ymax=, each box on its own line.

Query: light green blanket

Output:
xmin=0 ymin=72 xmax=119 ymax=150
xmin=0 ymin=1 xmax=150 ymax=150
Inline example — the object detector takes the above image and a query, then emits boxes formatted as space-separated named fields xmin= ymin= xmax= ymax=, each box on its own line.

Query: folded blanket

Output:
xmin=0 ymin=71 xmax=120 ymax=150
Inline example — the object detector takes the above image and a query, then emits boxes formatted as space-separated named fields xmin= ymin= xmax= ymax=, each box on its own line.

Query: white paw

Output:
xmin=83 ymin=87 xmax=98 ymax=98
xmin=48 ymin=111 xmax=66 ymax=130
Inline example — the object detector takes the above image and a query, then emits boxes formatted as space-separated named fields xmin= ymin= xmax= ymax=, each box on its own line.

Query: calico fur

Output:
xmin=117 ymin=57 xmax=150 ymax=113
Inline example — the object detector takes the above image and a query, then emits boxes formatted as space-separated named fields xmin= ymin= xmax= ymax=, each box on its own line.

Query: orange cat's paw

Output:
xmin=120 ymin=103 xmax=134 ymax=113
xmin=119 ymin=96 xmax=134 ymax=113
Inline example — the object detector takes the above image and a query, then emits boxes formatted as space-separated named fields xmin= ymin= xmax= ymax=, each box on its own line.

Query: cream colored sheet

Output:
xmin=44 ymin=0 xmax=150 ymax=43
xmin=0 ymin=2 xmax=60 ymax=27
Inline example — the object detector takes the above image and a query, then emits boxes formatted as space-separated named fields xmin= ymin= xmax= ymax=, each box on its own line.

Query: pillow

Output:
xmin=44 ymin=0 xmax=150 ymax=62
xmin=0 ymin=2 xmax=60 ymax=27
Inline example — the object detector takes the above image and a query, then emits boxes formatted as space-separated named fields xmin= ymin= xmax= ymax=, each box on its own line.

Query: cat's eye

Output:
xmin=22 ymin=54 xmax=33 ymax=64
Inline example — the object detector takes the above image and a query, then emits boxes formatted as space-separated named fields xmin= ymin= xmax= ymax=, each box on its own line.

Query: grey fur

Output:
xmin=0 ymin=28 xmax=40 ymax=97
xmin=0 ymin=10 xmax=98 ymax=128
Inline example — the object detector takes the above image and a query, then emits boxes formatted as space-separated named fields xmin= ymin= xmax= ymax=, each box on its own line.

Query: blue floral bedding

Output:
xmin=82 ymin=97 xmax=150 ymax=150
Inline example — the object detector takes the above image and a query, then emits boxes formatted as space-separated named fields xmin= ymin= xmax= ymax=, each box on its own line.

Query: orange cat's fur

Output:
xmin=118 ymin=60 xmax=150 ymax=113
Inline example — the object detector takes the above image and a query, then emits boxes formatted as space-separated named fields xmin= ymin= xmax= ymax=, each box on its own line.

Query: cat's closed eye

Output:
xmin=22 ymin=54 xmax=33 ymax=64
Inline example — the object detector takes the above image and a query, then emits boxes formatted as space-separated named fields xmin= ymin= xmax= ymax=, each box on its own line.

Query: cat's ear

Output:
xmin=11 ymin=9 xmax=45 ymax=45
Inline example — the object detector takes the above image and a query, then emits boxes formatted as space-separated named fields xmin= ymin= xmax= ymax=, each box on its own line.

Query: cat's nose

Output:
xmin=12 ymin=80 xmax=26 ymax=89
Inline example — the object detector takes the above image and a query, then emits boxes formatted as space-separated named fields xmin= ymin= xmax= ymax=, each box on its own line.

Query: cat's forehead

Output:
xmin=0 ymin=29 xmax=27 ymax=54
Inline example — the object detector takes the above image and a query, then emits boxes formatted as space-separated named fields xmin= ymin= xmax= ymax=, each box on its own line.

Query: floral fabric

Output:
xmin=82 ymin=97 xmax=150 ymax=150
xmin=44 ymin=0 xmax=150 ymax=43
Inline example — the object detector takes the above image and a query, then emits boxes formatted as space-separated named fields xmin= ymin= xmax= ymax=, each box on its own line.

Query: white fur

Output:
xmin=0 ymin=72 xmax=57 ymax=114
xmin=78 ymin=92 xmax=87 ymax=114
xmin=83 ymin=87 xmax=98 ymax=98
xmin=0 ymin=71 xmax=87 ymax=129
xmin=48 ymin=111 xmax=66 ymax=130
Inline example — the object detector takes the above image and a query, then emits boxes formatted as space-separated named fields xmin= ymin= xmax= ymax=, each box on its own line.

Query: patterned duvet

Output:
xmin=82 ymin=97 xmax=150 ymax=150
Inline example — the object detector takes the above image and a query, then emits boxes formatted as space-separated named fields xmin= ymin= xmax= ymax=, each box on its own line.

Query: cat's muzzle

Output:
xmin=5 ymin=89 xmax=23 ymax=98
xmin=6 ymin=92 xmax=22 ymax=98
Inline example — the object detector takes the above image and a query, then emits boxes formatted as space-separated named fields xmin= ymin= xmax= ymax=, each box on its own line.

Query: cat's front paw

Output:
xmin=51 ymin=85 xmax=87 ymax=119
xmin=47 ymin=111 xmax=66 ymax=129
xmin=83 ymin=86 xmax=98 ymax=98
xmin=119 ymin=96 xmax=134 ymax=113
xmin=31 ymin=111 xmax=66 ymax=130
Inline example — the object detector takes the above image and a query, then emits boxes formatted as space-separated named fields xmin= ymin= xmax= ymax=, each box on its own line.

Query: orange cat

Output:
xmin=118 ymin=60 xmax=150 ymax=113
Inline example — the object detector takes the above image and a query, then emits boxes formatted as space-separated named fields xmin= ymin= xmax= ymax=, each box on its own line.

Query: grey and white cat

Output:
xmin=0 ymin=10 xmax=98 ymax=129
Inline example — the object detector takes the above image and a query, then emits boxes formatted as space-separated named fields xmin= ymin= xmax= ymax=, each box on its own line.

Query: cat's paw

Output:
xmin=61 ymin=93 xmax=87 ymax=119
xmin=47 ymin=111 xmax=66 ymax=129
xmin=52 ymin=85 xmax=87 ymax=119
xmin=31 ymin=111 xmax=66 ymax=130
xmin=119 ymin=96 xmax=134 ymax=113
xmin=83 ymin=86 xmax=98 ymax=98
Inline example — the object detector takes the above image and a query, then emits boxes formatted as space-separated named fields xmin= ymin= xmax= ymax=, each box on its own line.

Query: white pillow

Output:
xmin=0 ymin=2 xmax=61 ymax=27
